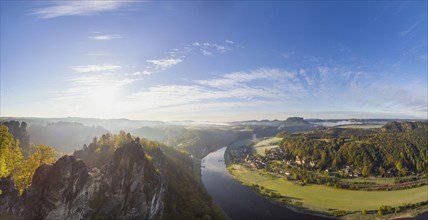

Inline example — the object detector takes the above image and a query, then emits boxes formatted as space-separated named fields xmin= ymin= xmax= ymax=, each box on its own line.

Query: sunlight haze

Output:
xmin=1 ymin=1 xmax=427 ymax=121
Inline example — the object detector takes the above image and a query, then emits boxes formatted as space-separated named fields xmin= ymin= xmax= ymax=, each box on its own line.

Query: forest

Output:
xmin=275 ymin=121 xmax=428 ymax=176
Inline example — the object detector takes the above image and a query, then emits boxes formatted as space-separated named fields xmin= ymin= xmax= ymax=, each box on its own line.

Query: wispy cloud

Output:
xmin=139 ymin=40 xmax=241 ymax=75
xmin=195 ymin=68 xmax=292 ymax=88
xmin=123 ymin=68 xmax=307 ymax=114
xmin=146 ymin=58 xmax=183 ymax=70
xmin=50 ymin=73 xmax=139 ymax=118
xmin=71 ymin=64 xmax=121 ymax=73
xmin=89 ymin=34 xmax=122 ymax=41
xmin=282 ymin=52 xmax=295 ymax=59
xmin=398 ymin=21 xmax=420 ymax=38
xmin=132 ymin=71 xmax=152 ymax=76
xmin=353 ymin=81 xmax=428 ymax=117
xmin=192 ymin=41 xmax=235 ymax=56
xmin=32 ymin=1 xmax=134 ymax=19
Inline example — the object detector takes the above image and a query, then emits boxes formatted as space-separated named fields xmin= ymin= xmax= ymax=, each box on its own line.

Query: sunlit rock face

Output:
xmin=91 ymin=141 xmax=165 ymax=219
xmin=3 ymin=141 xmax=165 ymax=220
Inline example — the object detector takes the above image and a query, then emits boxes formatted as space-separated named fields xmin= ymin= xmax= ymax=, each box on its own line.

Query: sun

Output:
xmin=91 ymin=86 xmax=118 ymax=109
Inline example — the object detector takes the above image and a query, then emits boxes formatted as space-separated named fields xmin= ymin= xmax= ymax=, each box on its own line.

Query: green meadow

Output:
xmin=229 ymin=164 xmax=428 ymax=212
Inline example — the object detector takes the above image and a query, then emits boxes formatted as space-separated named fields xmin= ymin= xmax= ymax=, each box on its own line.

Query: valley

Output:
xmin=1 ymin=117 xmax=427 ymax=219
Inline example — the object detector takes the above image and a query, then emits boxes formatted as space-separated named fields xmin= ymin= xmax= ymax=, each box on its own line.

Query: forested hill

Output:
xmin=276 ymin=121 xmax=428 ymax=177
xmin=381 ymin=121 xmax=428 ymax=132
xmin=1 ymin=130 xmax=224 ymax=220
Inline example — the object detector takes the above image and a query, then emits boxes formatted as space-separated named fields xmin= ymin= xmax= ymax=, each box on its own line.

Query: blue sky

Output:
xmin=1 ymin=1 xmax=427 ymax=121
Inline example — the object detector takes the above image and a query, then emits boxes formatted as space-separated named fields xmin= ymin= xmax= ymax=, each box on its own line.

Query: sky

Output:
xmin=1 ymin=0 xmax=427 ymax=122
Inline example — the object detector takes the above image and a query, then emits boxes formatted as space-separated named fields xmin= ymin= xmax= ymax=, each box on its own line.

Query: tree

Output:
xmin=13 ymin=145 xmax=57 ymax=193
xmin=0 ymin=126 xmax=23 ymax=177
xmin=362 ymin=165 xmax=371 ymax=177
xmin=379 ymin=166 xmax=386 ymax=176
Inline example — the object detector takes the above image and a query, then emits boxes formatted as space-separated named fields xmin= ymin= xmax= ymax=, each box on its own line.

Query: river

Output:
xmin=201 ymin=147 xmax=428 ymax=220
xmin=201 ymin=146 xmax=328 ymax=220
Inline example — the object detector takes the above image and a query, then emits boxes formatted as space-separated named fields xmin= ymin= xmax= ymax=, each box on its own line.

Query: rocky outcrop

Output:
xmin=381 ymin=121 xmax=428 ymax=132
xmin=23 ymin=156 xmax=93 ymax=220
xmin=1 ymin=141 xmax=165 ymax=220
xmin=0 ymin=177 xmax=23 ymax=217
xmin=0 ymin=120 xmax=30 ymax=149
xmin=284 ymin=117 xmax=310 ymax=125
xmin=90 ymin=141 xmax=165 ymax=219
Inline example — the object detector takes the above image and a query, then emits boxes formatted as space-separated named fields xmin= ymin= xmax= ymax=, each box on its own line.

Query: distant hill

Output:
xmin=0 ymin=117 xmax=167 ymax=133
xmin=284 ymin=117 xmax=310 ymax=125
xmin=381 ymin=121 xmax=428 ymax=132
xmin=27 ymin=122 xmax=108 ymax=152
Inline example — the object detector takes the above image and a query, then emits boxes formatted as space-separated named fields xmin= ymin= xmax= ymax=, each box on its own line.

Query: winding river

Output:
xmin=201 ymin=146 xmax=327 ymax=220
xmin=201 ymin=147 xmax=428 ymax=220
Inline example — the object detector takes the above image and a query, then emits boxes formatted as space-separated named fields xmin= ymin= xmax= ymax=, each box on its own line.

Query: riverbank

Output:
xmin=227 ymin=163 xmax=428 ymax=219
xmin=202 ymin=146 xmax=328 ymax=220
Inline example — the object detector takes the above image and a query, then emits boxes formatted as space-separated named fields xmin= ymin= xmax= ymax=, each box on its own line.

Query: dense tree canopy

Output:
xmin=13 ymin=145 xmax=57 ymax=193
xmin=0 ymin=125 xmax=58 ymax=193
xmin=0 ymin=125 xmax=23 ymax=178
xmin=277 ymin=122 xmax=428 ymax=176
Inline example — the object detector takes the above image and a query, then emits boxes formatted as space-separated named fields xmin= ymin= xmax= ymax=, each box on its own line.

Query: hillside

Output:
xmin=27 ymin=122 xmax=108 ymax=152
xmin=0 ymin=129 xmax=224 ymax=220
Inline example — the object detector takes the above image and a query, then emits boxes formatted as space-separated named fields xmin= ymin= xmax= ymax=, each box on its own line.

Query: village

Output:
xmin=229 ymin=144 xmax=364 ymax=179
xmin=226 ymin=142 xmax=427 ymax=191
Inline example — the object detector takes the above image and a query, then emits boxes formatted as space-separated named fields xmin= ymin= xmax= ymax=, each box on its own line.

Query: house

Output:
xmin=295 ymin=155 xmax=302 ymax=165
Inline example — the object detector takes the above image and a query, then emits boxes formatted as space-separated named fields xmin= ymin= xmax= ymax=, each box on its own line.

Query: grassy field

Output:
xmin=255 ymin=145 xmax=279 ymax=156
xmin=254 ymin=137 xmax=282 ymax=147
xmin=254 ymin=137 xmax=282 ymax=156
xmin=341 ymin=177 xmax=396 ymax=184
xmin=229 ymin=164 xmax=428 ymax=212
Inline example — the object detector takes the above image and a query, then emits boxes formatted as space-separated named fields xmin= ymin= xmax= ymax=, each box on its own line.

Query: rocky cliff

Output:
xmin=0 ymin=141 xmax=165 ymax=220
xmin=381 ymin=121 xmax=428 ymax=132
xmin=90 ymin=141 xmax=164 ymax=219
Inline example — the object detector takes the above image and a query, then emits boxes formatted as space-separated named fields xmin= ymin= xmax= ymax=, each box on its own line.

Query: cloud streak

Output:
xmin=146 ymin=58 xmax=183 ymax=70
xmin=123 ymin=68 xmax=307 ymax=114
xmin=139 ymin=40 xmax=241 ymax=75
xmin=71 ymin=64 xmax=121 ymax=73
xmin=89 ymin=34 xmax=122 ymax=41
xmin=32 ymin=1 xmax=134 ymax=19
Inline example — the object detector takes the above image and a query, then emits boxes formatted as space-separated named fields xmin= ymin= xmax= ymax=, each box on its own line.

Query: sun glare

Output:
xmin=92 ymin=86 xmax=117 ymax=108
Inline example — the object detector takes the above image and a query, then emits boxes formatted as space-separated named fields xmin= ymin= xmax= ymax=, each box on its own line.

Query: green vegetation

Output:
xmin=229 ymin=164 xmax=428 ymax=212
xmin=254 ymin=137 xmax=282 ymax=147
xmin=255 ymin=145 xmax=278 ymax=156
xmin=74 ymin=131 xmax=225 ymax=220
xmin=278 ymin=122 xmax=428 ymax=176
xmin=226 ymin=121 xmax=428 ymax=218
xmin=159 ymin=145 xmax=224 ymax=220
xmin=0 ymin=125 xmax=23 ymax=178
xmin=254 ymin=137 xmax=282 ymax=156
xmin=224 ymin=139 xmax=253 ymax=166
xmin=1 ymin=125 xmax=58 ymax=193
